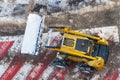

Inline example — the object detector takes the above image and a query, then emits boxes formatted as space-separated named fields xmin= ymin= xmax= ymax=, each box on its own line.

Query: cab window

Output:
xmin=63 ymin=38 xmax=74 ymax=47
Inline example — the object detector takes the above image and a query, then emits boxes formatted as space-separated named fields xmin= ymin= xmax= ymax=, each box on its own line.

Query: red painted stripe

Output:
xmin=48 ymin=62 xmax=76 ymax=80
xmin=0 ymin=55 xmax=26 ymax=80
xmin=0 ymin=41 xmax=14 ymax=60
xmin=26 ymin=50 xmax=56 ymax=80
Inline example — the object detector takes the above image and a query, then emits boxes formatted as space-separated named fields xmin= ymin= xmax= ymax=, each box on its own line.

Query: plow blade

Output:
xmin=21 ymin=14 xmax=45 ymax=55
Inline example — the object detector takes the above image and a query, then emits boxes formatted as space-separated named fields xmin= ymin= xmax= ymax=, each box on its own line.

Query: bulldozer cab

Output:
xmin=62 ymin=33 xmax=91 ymax=54
xmin=62 ymin=33 xmax=109 ymax=63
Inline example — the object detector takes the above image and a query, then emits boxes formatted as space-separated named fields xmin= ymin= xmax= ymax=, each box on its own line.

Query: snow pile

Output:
xmin=0 ymin=0 xmax=113 ymax=16
xmin=0 ymin=0 xmax=14 ymax=16
xmin=35 ymin=0 xmax=113 ymax=13
xmin=0 ymin=0 xmax=29 ymax=16
xmin=81 ymin=26 xmax=119 ymax=42
xmin=21 ymin=14 xmax=45 ymax=55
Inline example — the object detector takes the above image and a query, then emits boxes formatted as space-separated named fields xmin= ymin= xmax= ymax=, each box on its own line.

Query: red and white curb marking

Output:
xmin=0 ymin=41 xmax=14 ymax=60
xmin=0 ymin=55 xmax=26 ymax=80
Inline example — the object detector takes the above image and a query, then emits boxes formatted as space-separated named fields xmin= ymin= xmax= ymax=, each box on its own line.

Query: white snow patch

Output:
xmin=91 ymin=75 xmax=100 ymax=80
xmin=48 ymin=0 xmax=68 ymax=9
xmin=0 ymin=0 xmax=14 ymax=16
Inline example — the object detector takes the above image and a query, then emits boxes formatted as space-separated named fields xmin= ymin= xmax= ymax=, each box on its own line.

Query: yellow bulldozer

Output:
xmin=45 ymin=26 xmax=109 ymax=70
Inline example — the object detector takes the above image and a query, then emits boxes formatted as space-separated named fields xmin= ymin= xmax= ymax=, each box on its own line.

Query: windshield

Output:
xmin=63 ymin=38 xmax=74 ymax=47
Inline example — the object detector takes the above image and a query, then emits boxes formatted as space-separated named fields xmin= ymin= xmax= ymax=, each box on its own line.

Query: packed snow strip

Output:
xmin=0 ymin=17 xmax=25 ymax=24
xmin=13 ymin=62 xmax=33 ymax=80
xmin=21 ymin=14 xmax=45 ymax=55
xmin=81 ymin=26 xmax=119 ymax=42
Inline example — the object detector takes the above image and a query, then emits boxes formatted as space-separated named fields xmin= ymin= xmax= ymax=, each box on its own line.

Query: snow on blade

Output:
xmin=21 ymin=14 xmax=45 ymax=55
